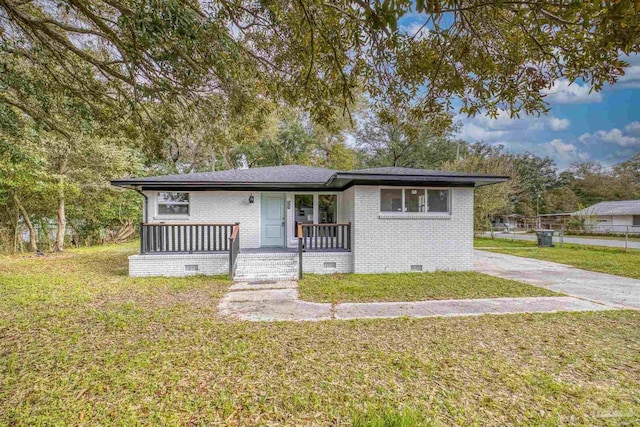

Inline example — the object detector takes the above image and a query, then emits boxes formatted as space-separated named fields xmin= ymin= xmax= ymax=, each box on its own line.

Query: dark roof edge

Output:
xmin=335 ymin=172 xmax=510 ymax=180
xmin=111 ymin=173 xmax=509 ymax=190
xmin=110 ymin=180 xmax=331 ymax=188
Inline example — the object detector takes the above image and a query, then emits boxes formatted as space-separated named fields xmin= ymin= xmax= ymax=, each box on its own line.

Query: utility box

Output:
xmin=535 ymin=230 xmax=554 ymax=247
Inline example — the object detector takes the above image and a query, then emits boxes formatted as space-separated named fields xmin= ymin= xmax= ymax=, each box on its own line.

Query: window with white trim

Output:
xmin=293 ymin=193 xmax=339 ymax=237
xmin=426 ymin=189 xmax=449 ymax=213
xmin=380 ymin=188 xmax=450 ymax=214
xmin=380 ymin=188 xmax=403 ymax=212
xmin=157 ymin=192 xmax=189 ymax=215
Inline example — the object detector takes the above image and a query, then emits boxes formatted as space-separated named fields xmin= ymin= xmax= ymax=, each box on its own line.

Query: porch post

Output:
xmin=140 ymin=223 xmax=145 ymax=254
xmin=298 ymin=224 xmax=303 ymax=280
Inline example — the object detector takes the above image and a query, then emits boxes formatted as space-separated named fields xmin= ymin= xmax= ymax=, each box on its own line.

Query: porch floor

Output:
xmin=242 ymin=247 xmax=297 ymax=254
xmin=241 ymin=247 xmax=350 ymax=254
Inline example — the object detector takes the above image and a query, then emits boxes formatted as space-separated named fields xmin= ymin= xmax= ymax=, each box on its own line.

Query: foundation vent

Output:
xmin=324 ymin=262 xmax=337 ymax=269
xmin=410 ymin=265 xmax=423 ymax=271
xmin=185 ymin=264 xmax=199 ymax=272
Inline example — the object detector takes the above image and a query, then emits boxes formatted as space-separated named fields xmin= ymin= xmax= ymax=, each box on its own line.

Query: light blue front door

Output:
xmin=261 ymin=193 xmax=285 ymax=247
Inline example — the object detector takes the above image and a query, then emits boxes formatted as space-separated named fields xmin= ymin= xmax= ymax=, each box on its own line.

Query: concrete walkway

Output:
xmin=218 ymin=280 xmax=612 ymax=322
xmin=475 ymin=250 xmax=640 ymax=309
xmin=483 ymin=232 xmax=640 ymax=249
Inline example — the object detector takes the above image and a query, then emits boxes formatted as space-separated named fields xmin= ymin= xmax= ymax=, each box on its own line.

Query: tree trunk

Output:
xmin=55 ymin=160 xmax=67 ymax=252
xmin=55 ymin=188 xmax=66 ymax=252
xmin=14 ymin=195 xmax=37 ymax=252
xmin=13 ymin=206 xmax=20 ymax=253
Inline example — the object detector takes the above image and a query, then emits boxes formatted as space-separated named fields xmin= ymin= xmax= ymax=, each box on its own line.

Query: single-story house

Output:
xmin=573 ymin=200 xmax=640 ymax=233
xmin=491 ymin=214 xmax=527 ymax=231
xmin=111 ymin=165 xmax=507 ymax=280
xmin=536 ymin=212 xmax=572 ymax=230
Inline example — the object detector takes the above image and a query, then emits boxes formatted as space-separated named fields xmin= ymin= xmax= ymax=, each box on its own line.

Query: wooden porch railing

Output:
xmin=297 ymin=222 xmax=351 ymax=279
xmin=228 ymin=224 xmax=240 ymax=279
xmin=140 ymin=222 xmax=238 ymax=253
xmin=140 ymin=222 xmax=241 ymax=279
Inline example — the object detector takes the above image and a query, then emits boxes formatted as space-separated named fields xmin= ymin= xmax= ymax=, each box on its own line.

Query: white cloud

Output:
xmin=617 ymin=65 xmax=640 ymax=89
xmin=549 ymin=139 xmax=575 ymax=154
xmin=457 ymin=122 xmax=507 ymax=141
xmin=545 ymin=139 xmax=590 ymax=164
xmin=400 ymin=21 xmax=429 ymax=40
xmin=614 ymin=54 xmax=640 ymax=89
xmin=548 ymin=117 xmax=570 ymax=131
xmin=455 ymin=109 xmax=571 ymax=143
xmin=541 ymin=79 xmax=603 ymax=104
xmin=624 ymin=121 xmax=640 ymax=136
xmin=579 ymin=127 xmax=640 ymax=148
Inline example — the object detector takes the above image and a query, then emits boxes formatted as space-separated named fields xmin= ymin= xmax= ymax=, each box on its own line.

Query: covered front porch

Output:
xmin=133 ymin=222 xmax=352 ymax=279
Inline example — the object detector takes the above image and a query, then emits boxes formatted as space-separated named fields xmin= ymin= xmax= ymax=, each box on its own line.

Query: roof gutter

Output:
xmin=325 ymin=173 xmax=338 ymax=186
xmin=134 ymin=187 xmax=148 ymax=223
xmin=334 ymin=172 xmax=510 ymax=181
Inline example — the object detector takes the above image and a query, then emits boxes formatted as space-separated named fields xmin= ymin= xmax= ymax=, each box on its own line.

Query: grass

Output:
xmin=475 ymin=236 xmax=640 ymax=279
xmin=563 ymin=234 xmax=640 ymax=242
xmin=0 ymin=243 xmax=639 ymax=425
xmin=298 ymin=272 xmax=559 ymax=303
xmin=486 ymin=232 xmax=640 ymax=242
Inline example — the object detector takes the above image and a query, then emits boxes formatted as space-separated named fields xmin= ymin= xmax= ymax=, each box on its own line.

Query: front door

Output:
xmin=261 ymin=193 xmax=285 ymax=247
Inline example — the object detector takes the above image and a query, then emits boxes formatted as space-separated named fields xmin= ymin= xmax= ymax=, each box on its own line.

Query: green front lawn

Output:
xmin=475 ymin=237 xmax=640 ymax=279
xmin=299 ymin=272 xmax=559 ymax=303
xmin=474 ymin=236 xmax=538 ymax=248
xmin=1 ymin=243 xmax=639 ymax=426
xmin=564 ymin=234 xmax=640 ymax=242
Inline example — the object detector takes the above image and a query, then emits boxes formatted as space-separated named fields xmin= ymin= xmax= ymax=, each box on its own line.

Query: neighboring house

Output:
xmin=491 ymin=214 xmax=527 ymax=231
xmin=111 ymin=165 xmax=507 ymax=279
xmin=573 ymin=200 xmax=640 ymax=233
xmin=536 ymin=212 xmax=572 ymax=230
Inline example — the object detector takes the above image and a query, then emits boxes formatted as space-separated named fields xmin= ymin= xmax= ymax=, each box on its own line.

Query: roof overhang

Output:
xmin=109 ymin=180 xmax=336 ymax=191
xmin=111 ymin=172 xmax=509 ymax=191
xmin=330 ymin=172 xmax=509 ymax=188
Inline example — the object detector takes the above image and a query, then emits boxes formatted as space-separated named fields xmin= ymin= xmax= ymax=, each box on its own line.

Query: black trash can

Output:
xmin=535 ymin=230 xmax=554 ymax=247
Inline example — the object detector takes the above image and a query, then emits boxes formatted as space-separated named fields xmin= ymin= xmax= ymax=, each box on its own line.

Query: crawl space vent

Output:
xmin=323 ymin=262 xmax=337 ymax=269
xmin=185 ymin=264 xmax=199 ymax=272
xmin=410 ymin=265 xmax=423 ymax=271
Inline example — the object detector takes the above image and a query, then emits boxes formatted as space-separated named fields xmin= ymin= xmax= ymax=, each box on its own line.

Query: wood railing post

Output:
xmin=140 ymin=223 xmax=145 ymax=254
xmin=229 ymin=241 xmax=233 ymax=279
xmin=297 ymin=224 xmax=304 ymax=279
xmin=228 ymin=223 xmax=240 ymax=280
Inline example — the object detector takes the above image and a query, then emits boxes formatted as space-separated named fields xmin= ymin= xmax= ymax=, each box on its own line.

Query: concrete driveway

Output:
xmin=475 ymin=250 xmax=640 ymax=309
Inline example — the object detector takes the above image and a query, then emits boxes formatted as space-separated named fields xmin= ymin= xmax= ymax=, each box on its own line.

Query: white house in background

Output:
xmin=111 ymin=165 xmax=507 ymax=280
xmin=491 ymin=214 xmax=526 ymax=231
xmin=573 ymin=200 xmax=640 ymax=233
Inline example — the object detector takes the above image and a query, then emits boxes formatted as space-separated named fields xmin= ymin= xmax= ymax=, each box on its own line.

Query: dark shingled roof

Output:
xmin=126 ymin=165 xmax=336 ymax=184
xmin=340 ymin=166 xmax=503 ymax=178
xmin=573 ymin=200 xmax=640 ymax=216
xmin=111 ymin=164 xmax=509 ymax=190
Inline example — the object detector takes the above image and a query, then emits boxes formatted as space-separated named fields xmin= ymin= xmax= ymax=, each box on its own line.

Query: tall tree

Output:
xmin=443 ymin=143 xmax=519 ymax=230
xmin=1 ymin=0 xmax=637 ymax=137
xmin=356 ymin=109 xmax=460 ymax=168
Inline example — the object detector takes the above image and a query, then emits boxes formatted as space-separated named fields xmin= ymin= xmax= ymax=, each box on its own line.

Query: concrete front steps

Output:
xmin=233 ymin=253 xmax=298 ymax=281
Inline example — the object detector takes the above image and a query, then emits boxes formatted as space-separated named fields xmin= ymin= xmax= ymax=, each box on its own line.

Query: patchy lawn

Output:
xmin=475 ymin=237 xmax=640 ymax=279
xmin=1 ymin=243 xmax=639 ymax=426
xmin=563 ymin=234 xmax=640 ymax=242
xmin=298 ymin=272 xmax=559 ymax=303
xmin=475 ymin=236 xmax=539 ymax=248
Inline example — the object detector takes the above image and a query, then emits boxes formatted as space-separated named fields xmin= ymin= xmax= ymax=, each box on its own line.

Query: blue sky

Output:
xmin=398 ymin=18 xmax=640 ymax=170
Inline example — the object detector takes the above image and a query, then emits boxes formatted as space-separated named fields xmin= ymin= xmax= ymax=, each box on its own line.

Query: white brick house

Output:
xmin=573 ymin=200 xmax=640 ymax=233
xmin=111 ymin=166 xmax=507 ymax=279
